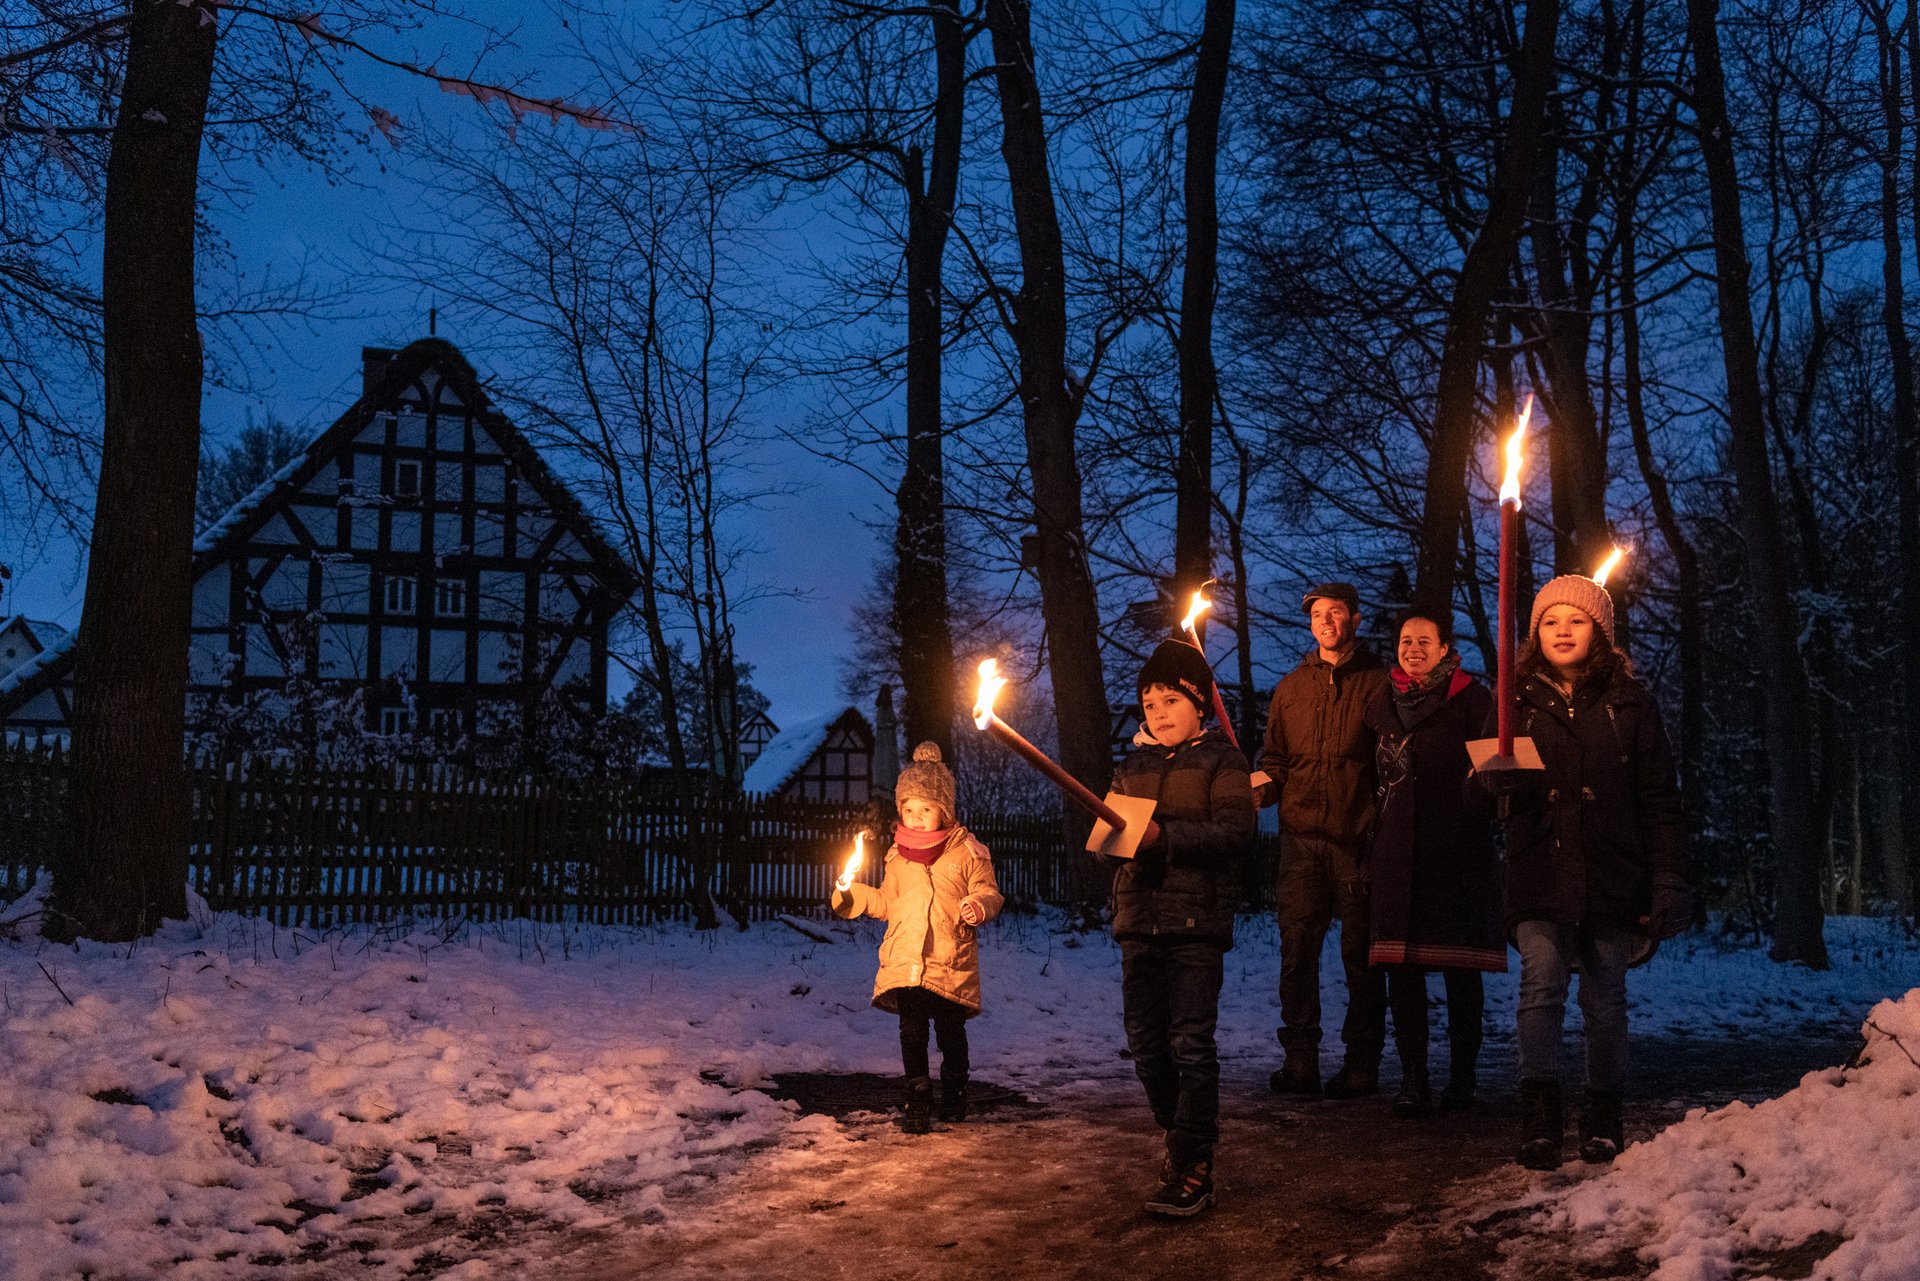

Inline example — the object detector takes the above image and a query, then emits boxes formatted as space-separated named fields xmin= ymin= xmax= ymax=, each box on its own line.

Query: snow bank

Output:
xmin=1549 ymin=984 xmax=1920 ymax=1281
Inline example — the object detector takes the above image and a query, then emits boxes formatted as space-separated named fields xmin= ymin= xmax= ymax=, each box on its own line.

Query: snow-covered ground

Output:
xmin=1 ymin=882 xmax=1915 ymax=1280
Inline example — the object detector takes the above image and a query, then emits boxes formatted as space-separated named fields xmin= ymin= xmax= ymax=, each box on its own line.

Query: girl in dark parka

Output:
xmin=1364 ymin=613 xmax=1507 ymax=1120
xmin=1485 ymin=574 xmax=1690 ymax=1171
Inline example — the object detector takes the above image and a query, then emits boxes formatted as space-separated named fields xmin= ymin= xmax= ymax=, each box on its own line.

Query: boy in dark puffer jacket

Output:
xmin=1109 ymin=638 xmax=1257 ymax=1218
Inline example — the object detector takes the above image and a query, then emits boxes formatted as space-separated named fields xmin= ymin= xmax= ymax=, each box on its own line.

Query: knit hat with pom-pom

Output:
xmin=895 ymin=741 xmax=957 ymax=824
xmin=1528 ymin=574 xmax=1617 ymax=645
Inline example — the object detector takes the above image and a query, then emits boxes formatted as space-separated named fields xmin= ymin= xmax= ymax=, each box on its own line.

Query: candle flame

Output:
xmin=835 ymin=831 xmax=866 ymax=892
xmin=972 ymin=658 xmax=1007 ymax=731
xmin=1180 ymin=586 xmax=1213 ymax=637
xmin=1594 ymin=545 xmax=1628 ymax=588
xmin=1499 ymin=395 xmax=1533 ymax=508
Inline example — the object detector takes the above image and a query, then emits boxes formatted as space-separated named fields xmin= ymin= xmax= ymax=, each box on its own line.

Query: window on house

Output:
xmin=384 ymin=576 xmax=416 ymax=613
xmin=434 ymin=578 xmax=466 ymax=617
xmin=379 ymin=706 xmax=414 ymax=736
xmin=428 ymin=707 xmax=463 ymax=735
xmin=393 ymin=459 xmax=421 ymax=498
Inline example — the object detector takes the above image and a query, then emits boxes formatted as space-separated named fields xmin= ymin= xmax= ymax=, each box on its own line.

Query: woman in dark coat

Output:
xmin=1486 ymin=574 xmax=1690 ymax=1172
xmin=1364 ymin=612 xmax=1506 ymax=1119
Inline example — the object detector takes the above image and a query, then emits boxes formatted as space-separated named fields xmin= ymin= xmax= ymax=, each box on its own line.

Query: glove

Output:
xmin=1641 ymin=876 xmax=1692 ymax=940
xmin=959 ymin=898 xmax=985 ymax=926
xmin=1473 ymin=767 xmax=1538 ymax=797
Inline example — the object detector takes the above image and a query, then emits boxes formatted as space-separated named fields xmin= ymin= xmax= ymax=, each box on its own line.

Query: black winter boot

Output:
xmin=1144 ymin=1152 xmax=1215 ymax=1218
xmin=1442 ymin=1021 xmax=1481 ymax=1111
xmin=1391 ymin=1040 xmax=1431 ymax=1119
xmin=1268 ymin=1054 xmax=1321 ymax=1095
xmin=1439 ymin=1066 xmax=1478 ymax=1112
xmin=1323 ymin=1055 xmax=1381 ymax=1099
xmin=1517 ymin=1077 xmax=1564 ymax=1170
xmin=901 ymin=1075 xmax=933 ymax=1134
xmin=936 ymin=1077 xmax=968 ymax=1123
xmin=1578 ymin=1090 xmax=1625 ymax=1163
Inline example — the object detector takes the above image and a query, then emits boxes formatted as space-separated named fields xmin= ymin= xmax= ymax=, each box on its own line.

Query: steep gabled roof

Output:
xmin=189 ymin=338 xmax=641 ymax=599
xmin=2 ymin=339 xmax=641 ymax=721
xmin=741 ymin=706 xmax=872 ymax=796
xmin=0 ymin=629 xmax=74 ymax=704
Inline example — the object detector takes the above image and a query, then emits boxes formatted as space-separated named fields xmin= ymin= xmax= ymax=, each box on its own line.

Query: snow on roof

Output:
xmin=1 ymin=616 xmax=67 ymax=643
xmin=0 ymin=628 xmax=74 ymax=700
xmin=192 ymin=452 xmax=310 ymax=555
xmin=741 ymin=707 xmax=857 ymax=796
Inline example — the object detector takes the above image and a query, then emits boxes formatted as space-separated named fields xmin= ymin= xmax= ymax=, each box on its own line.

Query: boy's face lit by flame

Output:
xmin=1141 ymin=683 xmax=1203 ymax=747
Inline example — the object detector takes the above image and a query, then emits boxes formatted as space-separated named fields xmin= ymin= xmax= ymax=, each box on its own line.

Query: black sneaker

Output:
xmin=1391 ymin=1080 xmax=1432 ymax=1119
xmin=1143 ymin=1159 xmax=1214 ymax=1218
xmin=936 ymin=1081 xmax=968 ymax=1123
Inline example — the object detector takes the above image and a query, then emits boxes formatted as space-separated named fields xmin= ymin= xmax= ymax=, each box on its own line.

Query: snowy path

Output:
xmin=547 ymin=1023 xmax=1863 ymax=1281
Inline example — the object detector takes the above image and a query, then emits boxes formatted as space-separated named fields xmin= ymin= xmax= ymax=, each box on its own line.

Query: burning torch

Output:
xmin=971 ymin=658 xmax=1158 ymax=858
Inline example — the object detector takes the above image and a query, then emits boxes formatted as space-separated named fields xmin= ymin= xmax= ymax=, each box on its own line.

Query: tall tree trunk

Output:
xmin=1620 ymin=174 xmax=1704 ymax=810
xmin=984 ymin=0 xmax=1111 ymax=803
xmin=48 ymin=0 xmax=220 ymax=942
xmin=893 ymin=0 xmax=966 ymax=757
xmin=1685 ymin=0 xmax=1828 ymax=966
xmin=1412 ymin=0 xmax=1562 ymax=613
xmin=1173 ymin=0 xmax=1236 ymax=605
xmin=1901 ymin=0 xmax=1920 ymax=928
xmin=1527 ymin=130 xmax=1611 ymax=573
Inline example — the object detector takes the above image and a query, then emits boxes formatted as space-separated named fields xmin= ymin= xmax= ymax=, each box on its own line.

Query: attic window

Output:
xmin=393 ymin=460 xmax=421 ymax=498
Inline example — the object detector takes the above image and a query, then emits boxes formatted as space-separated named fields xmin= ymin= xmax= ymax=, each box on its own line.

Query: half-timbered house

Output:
xmin=0 ymin=339 xmax=639 ymax=751
xmin=741 ymin=706 xmax=876 ymax=804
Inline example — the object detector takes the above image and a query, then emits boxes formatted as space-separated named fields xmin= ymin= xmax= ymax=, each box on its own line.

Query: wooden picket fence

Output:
xmin=0 ymin=742 xmax=1280 ymax=925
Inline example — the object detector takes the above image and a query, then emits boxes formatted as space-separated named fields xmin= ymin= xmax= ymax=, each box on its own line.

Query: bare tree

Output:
xmin=1686 ymin=0 xmax=1828 ymax=966
xmin=1173 ymin=0 xmax=1236 ymax=605
xmin=981 ymin=0 xmax=1111 ymax=799
xmin=48 ymin=0 xmax=220 ymax=942
xmin=1412 ymin=0 xmax=1562 ymax=612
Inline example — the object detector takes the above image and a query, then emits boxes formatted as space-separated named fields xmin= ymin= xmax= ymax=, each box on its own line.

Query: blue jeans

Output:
xmin=1121 ymin=938 xmax=1225 ymax=1159
xmin=1513 ymin=920 xmax=1634 ymax=1091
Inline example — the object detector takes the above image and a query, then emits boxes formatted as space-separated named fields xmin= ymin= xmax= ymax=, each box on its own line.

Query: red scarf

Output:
xmin=1390 ymin=652 xmax=1472 ymax=702
xmin=894 ymin=822 xmax=953 ymax=866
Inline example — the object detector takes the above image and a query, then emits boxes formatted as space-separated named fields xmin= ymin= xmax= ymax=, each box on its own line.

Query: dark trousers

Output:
xmin=895 ymin=987 xmax=970 ymax=1085
xmin=1121 ymin=938 xmax=1226 ymax=1160
xmin=1386 ymin=966 xmax=1484 ymax=1078
xmin=1277 ymin=833 xmax=1387 ymax=1061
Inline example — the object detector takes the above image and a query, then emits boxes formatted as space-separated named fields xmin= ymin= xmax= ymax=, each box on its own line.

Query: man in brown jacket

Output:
xmin=1257 ymin=583 xmax=1390 ymax=1098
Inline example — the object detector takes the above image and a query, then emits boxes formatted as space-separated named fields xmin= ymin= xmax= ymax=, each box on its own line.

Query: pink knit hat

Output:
xmin=1529 ymin=574 xmax=1616 ymax=644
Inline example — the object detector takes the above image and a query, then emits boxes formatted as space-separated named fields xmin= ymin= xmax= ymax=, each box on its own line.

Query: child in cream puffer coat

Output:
xmin=830 ymin=742 xmax=1003 ymax=1132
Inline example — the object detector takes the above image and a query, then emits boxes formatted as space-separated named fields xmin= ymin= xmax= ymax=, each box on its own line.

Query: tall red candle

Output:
xmin=1498 ymin=498 xmax=1517 ymax=757
xmin=1496 ymin=397 xmax=1533 ymax=759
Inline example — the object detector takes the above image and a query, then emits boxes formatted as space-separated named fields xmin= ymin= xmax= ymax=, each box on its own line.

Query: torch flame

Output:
xmin=1180 ymin=586 xmax=1213 ymax=637
xmin=972 ymin=658 xmax=1007 ymax=731
xmin=1594 ymin=545 xmax=1628 ymax=588
xmin=835 ymin=831 xmax=866 ymax=892
xmin=1498 ymin=395 xmax=1533 ymax=508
